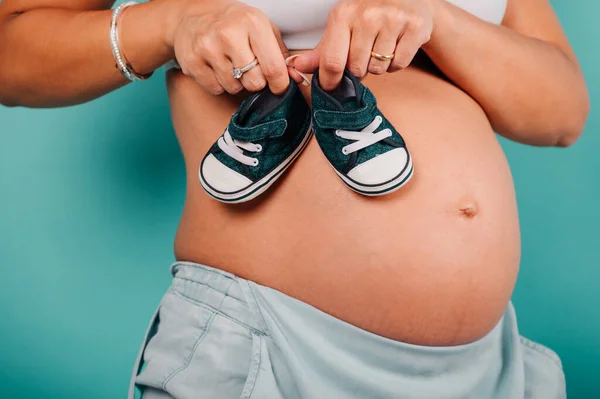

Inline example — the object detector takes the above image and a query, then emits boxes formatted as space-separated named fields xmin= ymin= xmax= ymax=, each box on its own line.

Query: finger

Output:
xmin=319 ymin=7 xmax=352 ymax=91
xmin=288 ymin=66 xmax=307 ymax=85
xmin=285 ymin=55 xmax=311 ymax=87
xmin=389 ymin=23 xmax=429 ymax=72
xmin=227 ymin=43 xmax=267 ymax=93
xmin=347 ymin=23 xmax=378 ymax=79
xmin=249 ymin=22 xmax=290 ymax=94
xmin=207 ymin=55 xmax=244 ymax=95
xmin=191 ymin=63 xmax=225 ymax=95
xmin=272 ymin=25 xmax=310 ymax=86
xmin=273 ymin=24 xmax=311 ymax=86
xmin=271 ymin=21 xmax=291 ymax=60
xmin=217 ymin=24 xmax=267 ymax=93
xmin=291 ymin=47 xmax=320 ymax=74
xmin=189 ymin=33 xmax=243 ymax=95
xmin=271 ymin=22 xmax=310 ymax=86
xmin=368 ymin=28 xmax=402 ymax=75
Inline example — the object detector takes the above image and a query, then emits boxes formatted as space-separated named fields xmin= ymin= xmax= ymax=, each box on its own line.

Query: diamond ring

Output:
xmin=232 ymin=58 xmax=259 ymax=79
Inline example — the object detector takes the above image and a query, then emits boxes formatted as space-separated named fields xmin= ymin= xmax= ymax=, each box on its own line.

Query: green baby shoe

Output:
xmin=311 ymin=69 xmax=413 ymax=196
xmin=199 ymin=80 xmax=312 ymax=203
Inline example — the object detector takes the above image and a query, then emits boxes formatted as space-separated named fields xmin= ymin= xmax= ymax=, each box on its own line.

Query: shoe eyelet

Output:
xmin=342 ymin=148 xmax=349 ymax=155
xmin=252 ymin=159 xmax=259 ymax=166
xmin=255 ymin=144 xmax=262 ymax=152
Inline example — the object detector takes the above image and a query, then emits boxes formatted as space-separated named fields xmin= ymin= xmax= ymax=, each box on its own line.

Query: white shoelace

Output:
xmin=335 ymin=116 xmax=392 ymax=155
xmin=217 ymin=129 xmax=262 ymax=166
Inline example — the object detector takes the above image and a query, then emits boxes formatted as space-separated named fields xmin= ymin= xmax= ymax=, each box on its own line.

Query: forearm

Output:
xmin=0 ymin=1 xmax=175 ymax=108
xmin=423 ymin=1 xmax=589 ymax=147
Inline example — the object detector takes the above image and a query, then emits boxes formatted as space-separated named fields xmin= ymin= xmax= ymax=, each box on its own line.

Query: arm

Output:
xmin=423 ymin=0 xmax=590 ymax=147
xmin=0 ymin=0 xmax=175 ymax=107
xmin=0 ymin=0 xmax=295 ymax=108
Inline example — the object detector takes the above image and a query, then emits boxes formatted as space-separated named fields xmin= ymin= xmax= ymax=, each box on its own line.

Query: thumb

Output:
xmin=291 ymin=45 xmax=321 ymax=74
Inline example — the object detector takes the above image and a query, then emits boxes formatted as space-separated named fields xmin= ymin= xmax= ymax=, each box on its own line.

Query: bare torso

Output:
xmin=169 ymin=51 xmax=521 ymax=346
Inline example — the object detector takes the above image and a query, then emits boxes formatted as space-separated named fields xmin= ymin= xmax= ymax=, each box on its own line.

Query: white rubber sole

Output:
xmin=332 ymin=154 xmax=414 ymax=196
xmin=199 ymin=124 xmax=313 ymax=204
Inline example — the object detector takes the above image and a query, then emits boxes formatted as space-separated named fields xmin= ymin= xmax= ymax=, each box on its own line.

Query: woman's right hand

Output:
xmin=165 ymin=0 xmax=294 ymax=95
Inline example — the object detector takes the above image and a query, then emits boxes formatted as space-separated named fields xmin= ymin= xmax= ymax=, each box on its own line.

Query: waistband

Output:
xmin=253 ymin=275 xmax=508 ymax=377
xmin=169 ymin=261 xmax=268 ymax=334
xmin=160 ymin=261 xmax=521 ymax=398
xmin=169 ymin=261 xmax=509 ymax=365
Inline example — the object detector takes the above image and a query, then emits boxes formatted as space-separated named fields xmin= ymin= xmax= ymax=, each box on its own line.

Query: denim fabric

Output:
xmin=130 ymin=262 xmax=566 ymax=399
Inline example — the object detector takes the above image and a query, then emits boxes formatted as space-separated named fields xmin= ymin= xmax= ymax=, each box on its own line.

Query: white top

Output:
xmin=240 ymin=0 xmax=508 ymax=50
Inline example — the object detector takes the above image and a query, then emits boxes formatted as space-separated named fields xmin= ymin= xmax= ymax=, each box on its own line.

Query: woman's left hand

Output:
xmin=293 ymin=0 xmax=435 ymax=90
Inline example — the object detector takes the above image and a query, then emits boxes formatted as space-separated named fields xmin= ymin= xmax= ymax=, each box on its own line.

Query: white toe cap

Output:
xmin=347 ymin=148 xmax=409 ymax=185
xmin=201 ymin=154 xmax=253 ymax=193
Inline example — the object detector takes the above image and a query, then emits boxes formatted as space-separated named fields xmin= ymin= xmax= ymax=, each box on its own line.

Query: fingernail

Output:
xmin=285 ymin=54 xmax=301 ymax=66
xmin=285 ymin=55 xmax=310 ymax=86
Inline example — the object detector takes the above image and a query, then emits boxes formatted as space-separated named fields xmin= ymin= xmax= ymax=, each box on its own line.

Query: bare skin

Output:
xmin=170 ymin=60 xmax=521 ymax=345
xmin=0 ymin=0 xmax=589 ymax=345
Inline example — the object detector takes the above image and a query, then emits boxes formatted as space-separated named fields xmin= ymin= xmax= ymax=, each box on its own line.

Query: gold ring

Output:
xmin=370 ymin=51 xmax=394 ymax=61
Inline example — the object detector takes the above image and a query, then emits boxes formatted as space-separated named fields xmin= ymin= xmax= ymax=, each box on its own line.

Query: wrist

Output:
xmin=118 ymin=1 xmax=176 ymax=76
xmin=158 ymin=0 xmax=185 ymax=57
xmin=422 ymin=0 xmax=452 ymax=53
xmin=162 ymin=0 xmax=188 ymax=51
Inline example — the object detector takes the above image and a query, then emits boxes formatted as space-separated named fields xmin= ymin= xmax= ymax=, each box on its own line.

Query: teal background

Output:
xmin=0 ymin=1 xmax=598 ymax=398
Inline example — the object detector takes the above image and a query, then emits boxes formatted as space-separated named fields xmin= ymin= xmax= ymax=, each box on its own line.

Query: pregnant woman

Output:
xmin=0 ymin=0 xmax=589 ymax=398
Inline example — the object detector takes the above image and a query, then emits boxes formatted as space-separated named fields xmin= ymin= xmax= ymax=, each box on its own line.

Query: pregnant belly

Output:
xmin=169 ymin=64 xmax=521 ymax=346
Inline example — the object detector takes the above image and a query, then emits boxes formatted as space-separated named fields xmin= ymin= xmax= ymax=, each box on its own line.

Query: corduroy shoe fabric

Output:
xmin=311 ymin=69 xmax=413 ymax=195
xmin=199 ymin=80 xmax=312 ymax=203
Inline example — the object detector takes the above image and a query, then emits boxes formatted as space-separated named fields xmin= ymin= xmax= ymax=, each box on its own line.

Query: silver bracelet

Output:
xmin=110 ymin=1 xmax=153 ymax=81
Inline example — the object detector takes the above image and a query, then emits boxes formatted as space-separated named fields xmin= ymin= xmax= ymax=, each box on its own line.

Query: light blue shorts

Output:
xmin=129 ymin=262 xmax=566 ymax=399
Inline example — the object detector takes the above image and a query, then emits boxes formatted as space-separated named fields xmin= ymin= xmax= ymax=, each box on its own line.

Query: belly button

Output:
xmin=458 ymin=203 xmax=478 ymax=219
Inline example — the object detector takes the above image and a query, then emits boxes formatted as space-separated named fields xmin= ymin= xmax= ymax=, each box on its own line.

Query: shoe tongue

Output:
xmin=316 ymin=69 xmax=364 ymax=111
xmin=313 ymin=69 xmax=380 ymax=131
xmin=235 ymin=82 xmax=294 ymax=127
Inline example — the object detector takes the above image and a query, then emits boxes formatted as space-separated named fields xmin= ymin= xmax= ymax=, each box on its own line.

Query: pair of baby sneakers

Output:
xmin=199 ymin=69 xmax=414 ymax=203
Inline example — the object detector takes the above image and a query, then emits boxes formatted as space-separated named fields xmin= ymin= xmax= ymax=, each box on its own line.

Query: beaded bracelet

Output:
xmin=109 ymin=1 xmax=153 ymax=82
